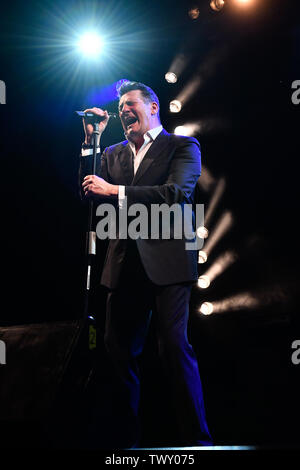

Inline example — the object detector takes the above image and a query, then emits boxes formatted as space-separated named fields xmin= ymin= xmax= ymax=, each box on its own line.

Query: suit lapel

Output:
xmin=132 ymin=129 xmax=170 ymax=185
xmin=118 ymin=143 xmax=134 ymax=185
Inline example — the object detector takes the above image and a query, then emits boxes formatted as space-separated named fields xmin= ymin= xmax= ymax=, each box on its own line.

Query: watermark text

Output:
xmin=0 ymin=80 xmax=6 ymax=104
xmin=291 ymin=340 xmax=300 ymax=365
xmin=0 ymin=340 xmax=6 ymax=365
xmin=95 ymin=198 xmax=205 ymax=250
xmin=291 ymin=80 xmax=300 ymax=105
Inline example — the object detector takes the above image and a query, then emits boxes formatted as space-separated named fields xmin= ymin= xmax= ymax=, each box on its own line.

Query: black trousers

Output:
xmin=104 ymin=241 xmax=212 ymax=446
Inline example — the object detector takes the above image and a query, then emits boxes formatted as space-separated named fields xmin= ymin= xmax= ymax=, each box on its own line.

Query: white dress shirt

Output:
xmin=81 ymin=125 xmax=163 ymax=207
xmin=118 ymin=125 xmax=163 ymax=207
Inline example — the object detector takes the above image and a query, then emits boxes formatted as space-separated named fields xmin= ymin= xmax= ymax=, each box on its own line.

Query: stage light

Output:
xmin=176 ymin=76 xmax=201 ymax=109
xmin=209 ymin=292 xmax=259 ymax=314
xmin=165 ymin=72 xmax=177 ymax=84
xmin=188 ymin=7 xmax=200 ymax=19
xmin=210 ymin=0 xmax=225 ymax=11
xmin=203 ymin=250 xmax=238 ymax=284
xmin=77 ymin=32 xmax=104 ymax=58
xmin=199 ymin=293 xmax=258 ymax=317
xmin=174 ymin=122 xmax=201 ymax=137
xmin=233 ymin=0 xmax=256 ymax=9
xmin=202 ymin=211 xmax=233 ymax=258
xmin=167 ymin=54 xmax=187 ymax=82
xmin=198 ymin=250 xmax=208 ymax=264
xmin=197 ymin=226 xmax=209 ymax=239
xmin=207 ymin=283 xmax=289 ymax=315
xmin=169 ymin=100 xmax=182 ymax=113
xmin=198 ymin=275 xmax=211 ymax=289
xmin=174 ymin=126 xmax=188 ymax=136
xmin=173 ymin=47 xmax=229 ymax=111
xmin=197 ymin=165 xmax=216 ymax=192
xmin=199 ymin=302 xmax=214 ymax=315
xmin=204 ymin=177 xmax=226 ymax=227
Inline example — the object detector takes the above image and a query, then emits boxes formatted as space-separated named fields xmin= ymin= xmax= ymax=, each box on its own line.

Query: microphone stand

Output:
xmin=74 ymin=112 xmax=116 ymax=353
xmin=78 ymin=111 xmax=116 ymax=330
xmin=84 ymin=121 xmax=100 ymax=326
xmin=67 ymin=119 xmax=101 ymax=378
xmin=71 ymin=120 xmax=100 ymax=395
xmin=65 ymin=111 xmax=117 ymax=394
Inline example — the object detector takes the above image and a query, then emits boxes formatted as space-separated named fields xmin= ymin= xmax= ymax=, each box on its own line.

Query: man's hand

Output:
xmin=82 ymin=175 xmax=118 ymax=198
xmin=83 ymin=107 xmax=110 ymax=145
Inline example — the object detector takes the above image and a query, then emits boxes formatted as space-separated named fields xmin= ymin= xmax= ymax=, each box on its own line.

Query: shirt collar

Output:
xmin=146 ymin=125 xmax=163 ymax=141
xmin=126 ymin=124 xmax=163 ymax=148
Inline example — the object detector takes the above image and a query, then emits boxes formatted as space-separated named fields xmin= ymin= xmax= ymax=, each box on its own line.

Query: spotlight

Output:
xmin=174 ymin=126 xmax=189 ymax=136
xmin=210 ymin=0 xmax=225 ymax=11
xmin=197 ymin=275 xmax=211 ymax=289
xmin=165 ymin=72 xmax=177 ymax=84
xmin=198 ymin=250 xmax=207 ymax=264
xmin=77 ymin=32 xmax=104 ymax=58
xmin=200 ymin=302 xmax=214 ymax=315
xmin=169 ymin=100 xmax=182 ymax=113
xmin=174 ymin=123 xmax=201 ymax=136
xmin=204 ymin=177 xmax=226 ymax=227
xmin=203 ymin=250 xmax=238 ymax=284
xmin=209 ymin=292 xmax=259 ymax=314
xmin=201 ymin=211 xmax=233 ymax=259
xmin=197 ymin=226 xmax=209 ymax=239
xmin=197 ymin=165 xmax=216 ymax=192
xmin=167 ymin=54 xmax=187 ymax=82
xmin=188 ymin=7 xmax=200 ymax=19
xmin=176 ymin=76 xmax=201 ymax=108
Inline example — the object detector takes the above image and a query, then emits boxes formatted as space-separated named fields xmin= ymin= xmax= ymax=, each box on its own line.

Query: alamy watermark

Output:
xmin=0 ymin=80 xmax=6 ymax=104
xmin=291 ymin=340 xmax=300 ymax=365
xmin=95 ymin=198 xmax=205 ymax=250
xmin=0 ymin=340 xmax=6 ymax=365
xmin=291 ymin=80 xmax=300 ymax=105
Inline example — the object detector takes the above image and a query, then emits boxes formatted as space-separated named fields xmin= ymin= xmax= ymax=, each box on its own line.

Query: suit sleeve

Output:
xmin=78 ymin=147 xmax=109 ymax=200
xmin=125 ymin=137 xmax=201 ymax=206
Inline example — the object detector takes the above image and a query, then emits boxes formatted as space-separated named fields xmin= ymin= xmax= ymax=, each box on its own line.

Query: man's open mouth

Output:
xmin=124 ymin=116 xmax=138 ymax=129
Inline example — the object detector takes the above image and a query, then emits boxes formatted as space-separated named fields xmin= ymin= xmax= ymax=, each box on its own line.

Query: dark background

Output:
xmin=0 ymin=0 xmax=300 ymax=449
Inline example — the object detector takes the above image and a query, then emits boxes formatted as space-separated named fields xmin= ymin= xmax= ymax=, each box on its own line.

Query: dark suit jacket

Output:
xmin=79 ymin=128 xmax=201 ymax=289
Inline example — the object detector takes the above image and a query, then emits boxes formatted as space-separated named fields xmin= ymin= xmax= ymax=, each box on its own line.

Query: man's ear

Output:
xmin=151 ymin=101 xmax=159 ymax=115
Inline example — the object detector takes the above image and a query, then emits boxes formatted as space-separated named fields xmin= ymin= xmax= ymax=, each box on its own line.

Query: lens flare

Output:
xmin=77 ymin=32 xmax=104 ymax=58
xmin=188 ymin=7 xmax=200 ymax=20
xmin=235 ymin=0 xmax=251 ymax=4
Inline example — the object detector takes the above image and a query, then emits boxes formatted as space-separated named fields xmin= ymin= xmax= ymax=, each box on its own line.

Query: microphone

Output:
xmin=75 ymin=111 xmax=118 ymax=121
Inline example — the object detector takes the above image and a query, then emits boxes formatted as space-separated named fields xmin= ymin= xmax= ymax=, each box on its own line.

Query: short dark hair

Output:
xmin=117 ymin=81 xmax=160 ymax=111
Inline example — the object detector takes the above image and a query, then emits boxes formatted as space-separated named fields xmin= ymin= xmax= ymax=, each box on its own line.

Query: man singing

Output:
xmin=80 ymin=81 xmax=212 ymax=447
